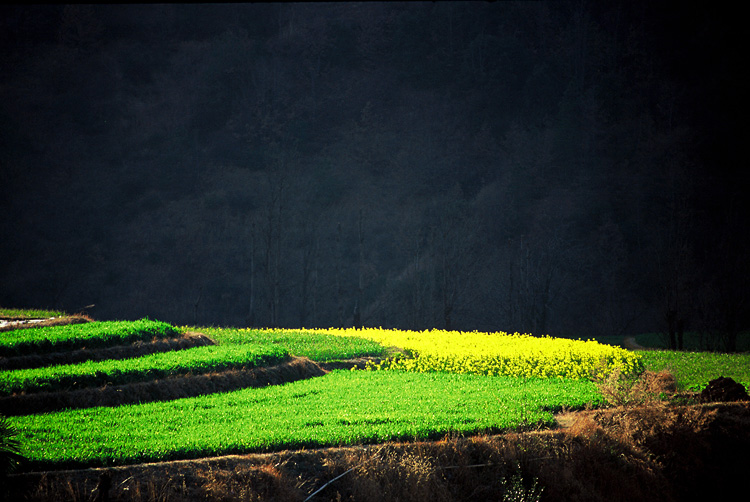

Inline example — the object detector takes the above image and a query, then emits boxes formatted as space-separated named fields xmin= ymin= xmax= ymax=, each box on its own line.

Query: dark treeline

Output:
xmin=0 ymin=2 xmax=746 ymax=348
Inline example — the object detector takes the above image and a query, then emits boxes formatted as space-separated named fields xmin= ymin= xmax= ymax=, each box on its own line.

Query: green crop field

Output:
xmin=197 ymin=326 xmax=392 ymax=361
xmin=0 ymin=344 xmax=289 ymax=395
xmin=1 ymin=315 xmax=748 ymax=473
xmin=640 ymin=350 xmax=750 ymax=391
xmin=13 ymin=370 xmax=601 ymax=470
xmin=0 ymin=318 xmax=178 ymax=357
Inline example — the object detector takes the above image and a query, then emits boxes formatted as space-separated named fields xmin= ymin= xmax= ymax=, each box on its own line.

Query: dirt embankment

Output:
xmin=0 ymin=318 xmax=331 ymax=415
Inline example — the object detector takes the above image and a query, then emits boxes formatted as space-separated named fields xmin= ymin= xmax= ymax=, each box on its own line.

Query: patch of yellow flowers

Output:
xmin=304 ymin=327 xmax=643 ymax=380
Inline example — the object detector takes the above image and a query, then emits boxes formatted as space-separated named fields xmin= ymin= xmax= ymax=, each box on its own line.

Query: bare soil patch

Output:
xmin=0 ymin=314 xmax=91 ymax=333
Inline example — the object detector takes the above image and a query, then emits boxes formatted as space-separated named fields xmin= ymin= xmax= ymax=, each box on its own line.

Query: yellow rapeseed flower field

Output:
xmin=301 ymin=327 xmax=643 ymax=380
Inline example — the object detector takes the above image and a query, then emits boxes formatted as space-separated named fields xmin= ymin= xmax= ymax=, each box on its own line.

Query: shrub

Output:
xmin=501 ymin=467 xmax=544 ymax=502
xmin=0 ymin=414 xmax=23 ymax=477
xmin=594 ymin=367 xmax=676 ymax=407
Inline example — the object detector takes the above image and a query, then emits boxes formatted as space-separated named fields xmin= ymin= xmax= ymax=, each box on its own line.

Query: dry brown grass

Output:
xmin=594 ymin=368 xmax=677 ymax=407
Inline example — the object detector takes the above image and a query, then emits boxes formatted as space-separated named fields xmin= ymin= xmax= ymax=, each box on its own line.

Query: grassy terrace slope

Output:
xmin=0 ymin=344 xmax=289 ymax=395
xmin=3 ymin=320 xmax=614 ymax=471
xmin=14 ymin=370 xmax=600 ymax=470
xmin=2 ymin=315 xmax=749 ymax=480
xmin=197 ymin=327 xmax=392 ymax=362
xmin=0 ymin=319 xmax=178 ymax=356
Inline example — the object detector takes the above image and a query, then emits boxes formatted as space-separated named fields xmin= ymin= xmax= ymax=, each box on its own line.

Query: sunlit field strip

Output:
xmin=0 ymin=308 xmax=66 ymax=319
xmin=0 ymin=344 xmax=290 ymax=395
xmin=640 ymin=350 xmax=750 ymax=391
xmin=0 ymin=319 xmax=179 ymax=357
xmin=195 ymin=327 xmax=391 ymax=362
xmin=11 ymin=370 xmax=601 ymax=470
xmin=303 ymin=328 xmax=643 ymax=379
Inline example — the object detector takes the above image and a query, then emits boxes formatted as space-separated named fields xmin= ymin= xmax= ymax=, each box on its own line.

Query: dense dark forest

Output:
xmin=1 ymin=2 xmax=746 ymax=346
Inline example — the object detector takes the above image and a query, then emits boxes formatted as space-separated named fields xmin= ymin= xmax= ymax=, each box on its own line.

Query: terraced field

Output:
xmin=0 ymin=319 xmax=328 ymax=419
xmin=1 ymin=318 xmax=617 ymax=471
xmin=2 ymin=312 xmax=749 ymax=502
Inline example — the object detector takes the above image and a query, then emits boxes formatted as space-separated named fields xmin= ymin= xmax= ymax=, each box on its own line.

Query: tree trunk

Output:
xmin=667 ymin=310 xmax=677 ymax=351
xmin=356 ymin=208 xmax=364 ymax=329
xmin=336 ymin=222 xmax=343 ymax=327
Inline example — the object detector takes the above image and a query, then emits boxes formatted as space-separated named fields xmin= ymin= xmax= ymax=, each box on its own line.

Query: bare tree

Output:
xmin=652 ymin=164 xmax=696 ymax=350
xmin=504 ymin=224 xmax=574 ymax=337
xmin=354 ymin=208 xmax=364 ymax=329
xmin=258 ymin=148 xmax=292 ymax=327
xmin=296 ymin=215 xmax=320 ymax=328
xmin=594 ymin=218 xmax=639 ymax=338
xmin=335 ymin=221 xmax=344 ymax=327
xmin=58 ymin=5 xmax=103 ymax=52
xmin=696 ymin=197 xmax=750 ymax=352
xmin=426 ymin=193 xmax=484 ymax=331
xmin=245 ymin=218 xmax=256 ymax=327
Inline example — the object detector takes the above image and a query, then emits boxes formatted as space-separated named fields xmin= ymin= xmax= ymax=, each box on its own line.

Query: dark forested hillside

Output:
xmin=1 ymin=2 xmax=746 ymax=343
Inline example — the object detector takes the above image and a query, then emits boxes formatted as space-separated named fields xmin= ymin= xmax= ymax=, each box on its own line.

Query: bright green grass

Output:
xmin=640 ymin=350 xmax=750 ymax=392
xmin=196 ymin=327 xmax=393 ymax=362
xmin=0 ymin=344 xmax=290 ymax=395
xmin=0 ymin=319 xmax=179 ymax=357
xmin=11 ymin=370 xmax=601 ymax=470
xmin=0 ymin=308 xmax=66 ymax=319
